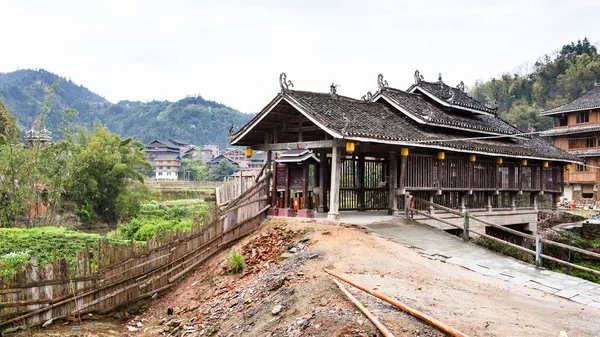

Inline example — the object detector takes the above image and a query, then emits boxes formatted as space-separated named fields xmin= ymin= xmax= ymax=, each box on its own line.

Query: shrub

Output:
xmin=227 ymin=251 xmax=244 ymax=273
xmin=0 ymin=250 xmax=31 ymax=279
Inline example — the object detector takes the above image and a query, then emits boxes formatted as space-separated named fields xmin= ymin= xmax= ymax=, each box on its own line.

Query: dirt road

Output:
xmin=30 ymin=219 xmax=599 ymax=336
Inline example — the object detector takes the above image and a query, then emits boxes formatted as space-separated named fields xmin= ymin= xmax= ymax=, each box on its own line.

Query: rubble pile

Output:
xmin=241 ymin=227 xmax=298 ymax=274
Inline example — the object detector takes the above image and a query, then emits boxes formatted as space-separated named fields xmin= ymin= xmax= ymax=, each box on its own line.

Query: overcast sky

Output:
xmin=1 ymin=0 xmax=598 ymax=113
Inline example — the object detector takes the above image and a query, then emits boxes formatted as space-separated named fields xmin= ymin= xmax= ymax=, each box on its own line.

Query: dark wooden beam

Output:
xmin=254 ymin=140 xmax=343 ymax=151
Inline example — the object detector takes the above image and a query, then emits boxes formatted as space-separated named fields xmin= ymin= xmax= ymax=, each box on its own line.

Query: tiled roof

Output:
xmin=276 ymin=150 xmax=320 ymax=163
xmin=282 ymin=90 xmax=578 ymax=162
xmin=541 ymin=85 xmax=600 ymax=115
xmin=539 ymin=124 xmax=600 ymax=137
xmin=569 ymin=149 xmax=600 ymax=158
xmin=408 ymin=80 xmax=498 ymax=115
xmin=380 ymin=88 xmax=519 ymax=135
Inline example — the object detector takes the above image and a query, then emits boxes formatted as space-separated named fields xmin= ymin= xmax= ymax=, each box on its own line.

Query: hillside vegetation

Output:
xmin=472 ymin=38 xmax=600 ymax=131
xmin=0 ymin=69 xmax=253 ymax=148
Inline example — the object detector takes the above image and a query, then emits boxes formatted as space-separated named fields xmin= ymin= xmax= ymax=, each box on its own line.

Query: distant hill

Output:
xmin=0 ymin=69 xmax=253 ymax=148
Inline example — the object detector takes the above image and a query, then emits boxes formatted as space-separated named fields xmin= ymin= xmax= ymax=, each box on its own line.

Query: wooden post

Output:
xmin=459 ymin=193 xmax=466 ymax=214
xmin=388 ymin=151 xmax=398 ymax=215
xmin=318 ymin=150 xmax=327 ymax=213
xmin=553 ymin=193 xmax=560 ymax=211
xmin=508 ymin=164 xmax=516 ymax=190
xmin=404 ymin=192 xmax=412 ymax=220
xmin=535 ymin=234 xmax=543 ymax=268
xmin=302 ymin=163 xmax=309 ymax=209
xmin=463 ymin=212 xmax=470 ymax=242
xmin=266 ymin=149 xmax=272 ymax=204
xmin=357 ymin=155 xmax=365 ymax=212
xmin=486 ymin=192 xmax=493 ymax=212
xmin=531 ymin=192 xmax=538 ymax=210
xmin=531 ymin=166 xmax=538 ymax=190
xmin=284 ymin=164 xmax=290 ymax=209
xmin=428 ymin=193 xmax=435 ymax=215
xmin=328 ymin=146 xmax=342 ymax=220
xmin=399 ymin=153 xmax=408 ymax=194
xmin=518 ymin=164 xmax=523 ymax=191
xmin=511 ymin=192 xmax=517 ymax=211
xmin=272 ymin=161 xmax=278 ymax=208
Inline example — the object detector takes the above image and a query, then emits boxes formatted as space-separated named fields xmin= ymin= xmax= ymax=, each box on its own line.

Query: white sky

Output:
xmin=1 ymin=0 xmax=598 ymax=113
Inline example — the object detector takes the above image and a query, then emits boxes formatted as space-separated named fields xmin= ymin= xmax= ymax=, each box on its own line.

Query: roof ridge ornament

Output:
xmin=279 ymin=72 xmax=294 ymax=92
xmin=377 ymin=74 xmax=388 ymax=90
xmin=446 ymin=88 xmax=455 ymax=103
xmin=457 ymin=81 xmax=465 ymax=92
xmin=330 ymin=83 xmax=339 ymax=98
xmin=362 ymin=91 xmax=373 ymax=103
xmin=414 ymin=70 xmax=424 ymax=84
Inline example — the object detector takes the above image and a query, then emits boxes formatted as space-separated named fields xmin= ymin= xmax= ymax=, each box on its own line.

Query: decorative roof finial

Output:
xmin=362 ymin=91 xmax=373 ymax=103
xmin=279 ymin=72 xmax=294 ymax=92
xmin=377 ymin=74 xmax=388 ymax=91
xmin=414 ymin=70 xmax=424 ymax=84
xmin=457 ymin=81 xmax=465 ymax=92
xmin=447 ymin=88 xmax=455 ymax=103
xmin=438 ymin=73 xmax=443 ymax=82
xmin=330 ymin=83 xmax=338 ymax=98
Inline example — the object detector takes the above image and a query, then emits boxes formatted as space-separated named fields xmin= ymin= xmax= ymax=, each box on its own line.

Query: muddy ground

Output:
xmin=15 ymin=218 xmax=599 ymax=337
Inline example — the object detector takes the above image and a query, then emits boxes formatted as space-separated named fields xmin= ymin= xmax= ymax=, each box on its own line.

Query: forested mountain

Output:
xmin=0 ymin=69 xmax=252 ymax=148
xmin=471 ymin=38 xmax=600 ymax=131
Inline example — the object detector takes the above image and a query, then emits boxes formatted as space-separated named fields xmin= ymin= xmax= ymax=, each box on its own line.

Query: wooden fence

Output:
xmin=0 ymin=171 xmax=271 ymax=331
xmin=408 ymin=196 xmax=600 ymax=277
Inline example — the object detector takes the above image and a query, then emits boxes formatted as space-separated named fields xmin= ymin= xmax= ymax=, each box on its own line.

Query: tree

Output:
xmin=213 ymin=159 xmax=239 ymax=181
xmin=0 ymin=100 xmax=18 ymax=145
xmin=180 ymin=158 xmax=208 ymax=181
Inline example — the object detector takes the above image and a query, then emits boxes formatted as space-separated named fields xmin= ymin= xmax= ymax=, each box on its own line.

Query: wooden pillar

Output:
xmin=531 ymin=166 xmax=538 ymax=190
xmin=553 ymin=193 xmax=560 ymax=211
xmin=302 ymin=164 xmax=309 ymax=209
xmin=388 ymin=151 xmax=398 ymax=215
xmin=460 ymin=192 xmax=467 ymax=214
xmin=271 ymin=162 xmax=279 ymax=208
xmin=518 ymin=164 xmax=523 ymax=191
xmin=328 ymin=146 xmax=342 ymax=220
xmin=486 ymin=192 xmax=493 ymax=212
xmin=357 ymin=155 xmax=366 ymax=212
xmin=428 ymin=193 xmax=435 ymax=215
xmin=399 ymin=152 xmax=408 ymax=193
xmin=508 ymin=164 xmax=516 ymax=190
xmin=318 ymin=150 xmax=326 ymax=213
xmin=540 ymin=167 xmax=546 ymax=192
xmin=284 ymin=164 xmax=290 ymax=209
xmin=531 ymin=192 xmax=538 ymax=210
xmin=510 ymin=192 xmax=517 ymax=211
xmin=266 ymin=149 xmax=272 ymax=205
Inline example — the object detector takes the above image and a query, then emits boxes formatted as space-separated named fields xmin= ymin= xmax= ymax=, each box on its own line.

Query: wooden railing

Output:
xmin=0 ymin=172 xmax=271 ymax=331
xmin=408 ymin=196 xmax=600 ymax=277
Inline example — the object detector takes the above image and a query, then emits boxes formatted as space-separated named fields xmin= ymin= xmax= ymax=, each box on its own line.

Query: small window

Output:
xmin=554 ymin=115 xmax=568 ymax=127
xmin=159 ymin=166 xmax=163 ymax=169
xmin=585 ymin=137 xmax=597 ymax=148
xmin=582 ymin=185 xmax=594 ymax=198
xmin=167 ymin=166 xmax=171 ymax=169
xmin=576 ymin=159 xmax=588 ymax=172
xmin=576 ymin=111 xmax=590 ymax=123
xmin=158 ymin=172 xmax=163 ymax=176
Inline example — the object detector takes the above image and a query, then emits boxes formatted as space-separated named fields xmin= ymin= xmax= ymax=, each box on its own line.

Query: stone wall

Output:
xmin=573 ymin=190 xmax=597 ymax=205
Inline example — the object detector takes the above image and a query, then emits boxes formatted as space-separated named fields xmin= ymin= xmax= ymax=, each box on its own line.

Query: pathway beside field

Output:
xmin=364 ymin=220 xmax=600 ymax=308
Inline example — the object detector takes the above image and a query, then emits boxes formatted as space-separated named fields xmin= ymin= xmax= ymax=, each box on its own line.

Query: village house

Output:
xmin=229 ymin=72 xmax=579 ymax=235
xmin=540 ymin=85 xmax=600 ymax=206
xmin=145 ymin=139 xmax=185 ymax=180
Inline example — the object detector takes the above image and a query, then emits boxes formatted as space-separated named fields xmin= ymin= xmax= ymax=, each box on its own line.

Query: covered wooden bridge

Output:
xmin=229 ymin=71 xmax=579 ymax=230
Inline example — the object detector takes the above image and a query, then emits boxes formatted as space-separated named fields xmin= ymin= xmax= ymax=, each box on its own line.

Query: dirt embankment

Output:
xmin=30 ymin=219 xmax=599 ymax=337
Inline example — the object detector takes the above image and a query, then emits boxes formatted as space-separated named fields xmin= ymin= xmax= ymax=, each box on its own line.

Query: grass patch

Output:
xmin=591 ymin=238 xmax=600 ymax=248
xmin=108 ymin=199 xmax=210 ymax=241
xmin=227 ymin=251 xmax=244 ymax=273
xmin=0 ymin=227 xmax=129 ymax=278
xmin=474 ymin=236 xmax=535 ymax=264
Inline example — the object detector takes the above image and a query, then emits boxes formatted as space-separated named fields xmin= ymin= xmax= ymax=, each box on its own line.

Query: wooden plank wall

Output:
xmin=0 ymin=172 xmax=271 ymax=331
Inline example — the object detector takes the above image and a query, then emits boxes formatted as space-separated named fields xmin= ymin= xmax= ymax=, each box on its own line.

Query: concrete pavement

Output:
xmin=363 ymin=220 xmax=600 ymax=308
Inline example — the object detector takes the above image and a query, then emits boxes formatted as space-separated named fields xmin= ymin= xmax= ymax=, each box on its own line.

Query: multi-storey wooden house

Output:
xmin=540 ymin=85 xmax=600 ymax=204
